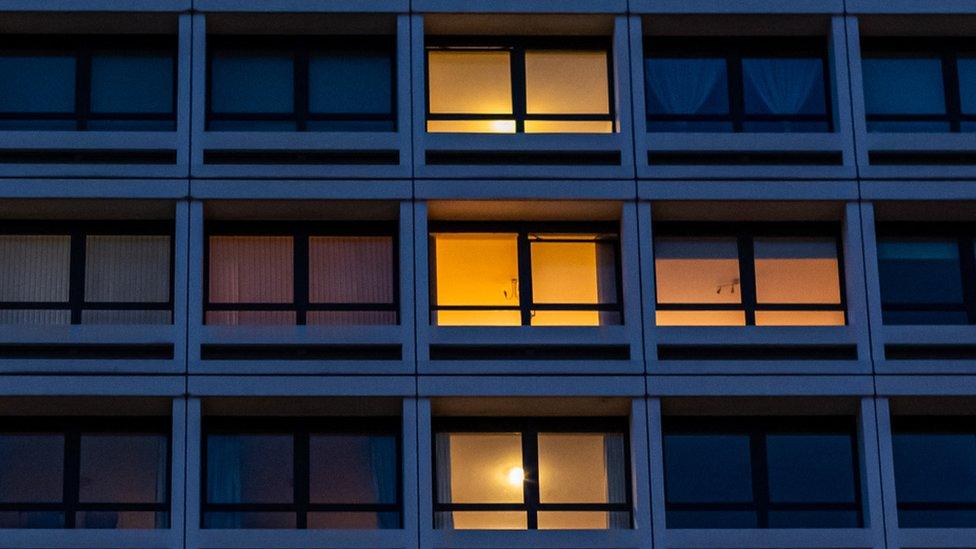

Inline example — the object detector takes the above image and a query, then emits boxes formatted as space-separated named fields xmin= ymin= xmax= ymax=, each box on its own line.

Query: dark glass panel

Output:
xmin=206 ymin=434 xmax=293 ymax=504
xmin=766 ymin=434 xmax=856 ymax=504
xmin=664 ymin=434 xmax=753 ymax=503
xmin=0 ymin=434 xmax=64 ymax=502
xmin=308 ymin=52 xmax=392 ymax=115
xmin=309 ymin=434 xmax=397 ymax=504
xmin=878 ymin=240 xmax=963 ymax=308
xmin=0 ymin=55 xmax=75 ymax=113
xmin=90 ymin=53 xmax=173 ymax=114
xmin=742 ymin=58 xmax=826 ymax=115
xmin=862 ymin=58 xmax=946 ymax=116
xmin=210 ymin=52 xmax=294 ymax=114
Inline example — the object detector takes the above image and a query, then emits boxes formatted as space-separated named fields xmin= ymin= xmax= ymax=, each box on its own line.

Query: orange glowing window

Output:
xmin=430 ymin=227 xmax=620 ymax=326
xmin=653 ymin=227 xmax=845 ymax=326
xmin=426 ymin=41 xmax=613 ymax=134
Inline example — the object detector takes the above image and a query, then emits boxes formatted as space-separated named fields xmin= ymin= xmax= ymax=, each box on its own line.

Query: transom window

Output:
xmin=202 ymin=417 xmax=401 ymax=529
xmin=653 ymin=223 xmax=845 ymax=326
xmin=433 ymin=417 xmax=631 ymax=530
xmin=0 ymin=36 xmax=176 ymax=131
xmin=877 ymin=224 xmax=976 ymax=325
xmin=861 ymin=39 xmax=976 ymax=133
xmin=0 ymin=221 xmax=173 ymax=325
xmin=0 ymin=417 xmax=170 ymax=529
xmin=204 ymin=222 xmax=398 ymax=326
xmin=426 ymin=38 xmax=614 ymax=134
xmin=644 ymin=37 xmax=832 ymax=133
xmin=429 ymin=223 xmax=622 ymax=326
xmin=663 ymin=416 xmax=862 ymax=529
xmin=207 ymin=36 xmax=396 ymax=132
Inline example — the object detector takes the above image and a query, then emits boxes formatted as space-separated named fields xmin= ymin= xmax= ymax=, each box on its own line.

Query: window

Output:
xmin=205 ymin=222 xmax=397 ymax=326
xmin=0 ymin=417 xmax=169 ymax=529
xmin=862 ymin=39 xmax=976 ymax=133
xmin=202 ymin=417 xmax=401 ymax=529
xmin=644 ymin=38 xmax=831 ymax=133
xmin=0 ymin=36 xmax=175 ymax=131
xmin=876 ymin=225 xmax=976 ymax=325
xmin=433 ymin=417 xmax=631 ymax=530
xmin=663 ymin=416 xmax=861 ymax=529
xmin=892 ymin=416 xmax=976 ymax=527
xmin=426 ymin=38 xmax=614 ymax=133
xmin=0 ymin=221 xmax=173 ymax=325
xmin=429 ymin=224 xmax=621 ymax=326
xmin=653 ymin=223 xmax=845 ymax=326
xmin=207 ymin=36 xmax=395 ymax=132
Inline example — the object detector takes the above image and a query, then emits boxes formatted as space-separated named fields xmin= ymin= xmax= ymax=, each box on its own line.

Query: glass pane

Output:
xmin=90 ymin=53 xmax=173 ymax=114
xmin=654 ymin=238 xmax=741 ymax=304
xmin=204 ymin=511 xmax=295 ymax=529
xmin=742 ymin=58 xmax=826 ymax=115
xmin=766 ymin=434 xmax=856 ymax=504
xmin=524 ymin=120 xmax=613 ymax=133
xmin=754 ymin=311 xmax=845 ymax=326
xmin=86 ymin=235 xmax=170 ymax=303
xmin=309 ymin=434 xmax=397 ymax=504
xmin=531 ymin=240 xmax=616 ymax=305
xmin=525 ymin=50 xmax=609 ymax=115
xmin=667 ymin=510 xmax=757 ymax=529
xmin=76 ymin=510 xmax=166 ymax=529
xmin=862 ymin=58 xmax=946 ymax=115
xmin=538 ymin=432 xmax=624 ymax=504
xmin=208 ymin=236 xmax=293 ymax=304
xmin=900 ymin=508 xmax=976 ymax=528
xmin=436 ymin=432 xmax=523 ymax=504
xmin=308 ymin=236 xmax=394 ymax=304
xmin=531 ymin=310 xmax=611 ymax=326
xmin=309 ymin=52 xmax=392 ymax=115
xmin=0 ymin=434 xmax=64 ymax=502
xmin=427 ymin=50 xmax=512 ymax=115
xmin=0 ymin=55 xmax=75 ymax=113
xmin=754 ymin=238 xmax=840 ymax=304
xmin=206 ymin=434 xmax=293 ymax=504
xmin=878 ymin=240 xmax=962 ymax=306
xmin=0 ymin=310 xmax=70 ymax=324
xmin=307 ymin=311 xmax=397 ymax=325
xmin=0 ymin=511 xmax=64 ymax=528
xmin=434 ymin=310 xmax=521 ymax=326
xmin=960 ymin=58 xmax=976 ymax=114
xmin=79 ymin=434 xmax=167 ymax=503
xmin=767 ymin=509 xmax=859 ymax=528
xmin=664 ymin=433 xmax=753 ymax=503
xmin=427 ymin=119 xmax=515 ymax=133
xmin=205 ymin=311 xmax=296 ymax=325
xmin=82 ymin=310 xmax=171 ymax=325
xmin=655 ymin=310 xmax=746 ymax=326
xmin=884 ymin=310 xmax=969 ymax=325
xmin=0 ymin=235 xmax=70 ymax=302
xmin=308 ymin=511 xmax=399 ymax=529
xmin=211 ymin=52 xmax=293 ymax=114
xmin=893 ymin=433 xmax=976 ymax=505
xmin=438 ymin=511 xmax=526 ymax=530
xmin=432 ymin=233 xmax=519 ymax=325
xmin=645 ymin=58 xmax=729 ymax=115
xmin=867 ymin=120 xmax=951 ymax=133
xmin=538 ymin=511 xmax=626 ymax=529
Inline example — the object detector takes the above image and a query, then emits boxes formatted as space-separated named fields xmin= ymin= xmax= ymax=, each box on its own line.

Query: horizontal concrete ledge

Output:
xmin=0 ymin=375 xmax=186 ymax=396
xmin=418 ymin=375 xmax=644 ymax=396
xmin=649 ymin=375 xmax=875 ymax=396
xmin=188 ymin=375 xmax=416 ymax=396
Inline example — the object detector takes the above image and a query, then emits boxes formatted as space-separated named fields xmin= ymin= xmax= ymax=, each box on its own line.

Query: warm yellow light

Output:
xmin=506 ymin=466 xmax=525 ymax=486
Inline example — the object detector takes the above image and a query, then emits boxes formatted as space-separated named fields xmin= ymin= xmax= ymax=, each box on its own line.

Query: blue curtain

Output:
xmin=742 ymin=58 xmax=821 ymax=114
xmin=206 ymin=435 xmax=243 ymax=528
xmin=646 ymin=58 xmax=726 ymax=114
xmin=433 ymin=433 xmax=453 ymax=529
xmin=604 ymin=433 xmax=629 ymax=528
xmin=369 ymin=435 xmax=398 ymax=528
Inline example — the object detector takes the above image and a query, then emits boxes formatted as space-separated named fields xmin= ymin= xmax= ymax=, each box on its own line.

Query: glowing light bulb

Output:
xmin=506 ymin=466 xmax=525 ymax=486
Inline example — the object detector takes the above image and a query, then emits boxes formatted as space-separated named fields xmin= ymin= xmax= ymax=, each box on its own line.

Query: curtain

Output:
xmin=0 ymin=235 xmax=70 ymax=324
xmin=604 ymin=433 xmax=628 ymax=528
xmin=308 ymin=236 xmax=394 ymax=303
xmin=742 ymin=58 xmax=820 ymax=115
xmin=433 ymin=433 xmax=453 ymax=529
xmin=84 ymin=235 xmax=170 ymax=325
xmin=646 ymin=58 xmax=725 ymax=114
xmin=208 ymin=236 xmax=293 ymax=325
xmin=595 ymin=241 xmax=618 ymax=326
xmin=369 ymin=435 xmax=398 ymax=528
xmin=206 ymin=435 xmax=243 ymax=528
xmin=155 ymin=435 xmax=169 ymax=528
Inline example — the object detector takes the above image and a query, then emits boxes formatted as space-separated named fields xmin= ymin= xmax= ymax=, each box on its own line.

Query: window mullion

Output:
xmin=750 ymin=427 xmax=770 ymax=528
xmin=738 ymin=235 xmax=758 ymax=325
xmin=944 ymin=51 xmax=963 ymax=133
xmin=63 ymin=428 xmax=81 ymax=529
xmin=522 ymin=427 xmax=540 ymax=529
xmin=68 ymin=231 xmax=86 ymax=325
xmin=517 ymin=233 xmax=534 ymax=326
xmin=511 ymin=46 xmax=527 ymax=133
xmin=294 ymin=430 xmax=310 ymax=529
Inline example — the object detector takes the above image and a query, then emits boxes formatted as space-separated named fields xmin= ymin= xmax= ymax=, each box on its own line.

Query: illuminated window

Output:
xmin=205 ymin=222 xmax=397 ymax=326
xmin=644 ymin=38 xmax=831 ymax=133
xmin=0 ymin=417 xmax=169 ymax=529
xmin=0 ymin=222 xmax=173 ymax=325
xmin=426 ymin=40 xmax=613 ymax=134
xmin=203 ymin=417 xmax=400 ymax=529
xmin=429 ymin=225 xmax=621 ymax=326
xmin=654 ymin=224 xmax=845 ymax=326
xmin=208 ymin=36 xmax=395 ymax=132
xmin=433 ymin=418 xmax=631 ymax=530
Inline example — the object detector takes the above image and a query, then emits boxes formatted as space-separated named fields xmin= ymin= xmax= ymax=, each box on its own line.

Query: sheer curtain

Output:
xmin=369 ymin=435 xmax=398 ymax=528
xmin=604 ymin=433 xmax=628 ymax=528
xmin=84 ymin=235 xmax=170 ymax=324
xmin=308 ymin=236 xmax=395 ymax=326
xmin=0 ymin=235 xmax=70 ymax=324
xmin=208 ymin=236 xmax=293 ymax=325
xmin=742 ymin=58 xmax=820 ymax=115
xmin=433 ymin=433 xmax=453 ymax=529
xmin=646 ymin=58 xmax=725 ymax=114
xmin=206 ymin=435 xmax=243 ymax=528
xmin=595 ymin=242 xmax=619 ymax=326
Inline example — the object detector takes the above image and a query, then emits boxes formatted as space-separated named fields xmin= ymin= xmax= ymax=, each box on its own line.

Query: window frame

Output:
xmin=643 ymin=37 xmax=834 ymax=133
xmin=653 ymin=221 xmax=847 ymax=326
xmin=861 ymin=38 xmax=974 ymax=133
xmin=203 ymin=220 xmax=400 ymax=326
xmin=0 ymin=416 xmax=172 ymax=529
xmin=424 ymin=36 xmax=616 ymax=133
xmin=200 ymin=416 xmax=403 ymax=529
xmin=428 ymin=221 xmax=624 ymax=326
xmin=0 ymin=34 xmax=178 ymax=131
xmin=662 ymin=415 xmax=863 ymax=529
xmin=0 ymin=220 xmax=175 ymax=325
xmin=432 ymin=416 xmax=633 ymax=529
xmin=205 ymin=35 xmax=398 ymax=132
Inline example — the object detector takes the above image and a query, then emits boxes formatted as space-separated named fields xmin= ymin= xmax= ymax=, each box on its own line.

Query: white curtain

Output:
xmin=84 ymin=235 xmax=170 ymax=324
xmin=208 ymin=236 xmax=293 ymax=325
xmin=742 ymin=58 xmax=820 ymax=114
xmin=604 ymin=433 xmax=628 ymax=528
xmin=0 ymin=236 xmax=70 ymax=324
xmin=646 ymin=58 xmax=725 ymax=114
xmin=434 ymin=433 xmax=453 ymax=529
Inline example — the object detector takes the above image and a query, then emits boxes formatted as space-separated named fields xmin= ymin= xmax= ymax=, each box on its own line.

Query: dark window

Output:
xmin=893 ymin=416 xmax=976 ymax=527
xmin=202 ymin=417 xmax=401 ymax=529
xmin=204 ymin=222 xmax=398 ymax=326
xmin=433 ymin=417 xmax=632 ymax=530
xmin=862 ymin=39 xmax=976 ymax=133
xmin=425 ymin=37 xmax=615 ymax=134
xmin=0 ymin=36 xmax=176 ymax=131
xmin=428 ymin=222 xmax=622 ymax=326
xmin=877 ymin=224 xmax=976 ymax=325
xmin=207 ymin=36 xmax=396 ymax=132
xmin=644 ymin=37 xmax=832 ymax=133
xmin=0 ymin=221 xmax=173 ymax=325
xmin=0 ymin=417 xmax=170 ymax=529
xmin=653 ymin=222 xmax=846 ymax=326
xmin=663 ymin=416 xmax=862 ymax=529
